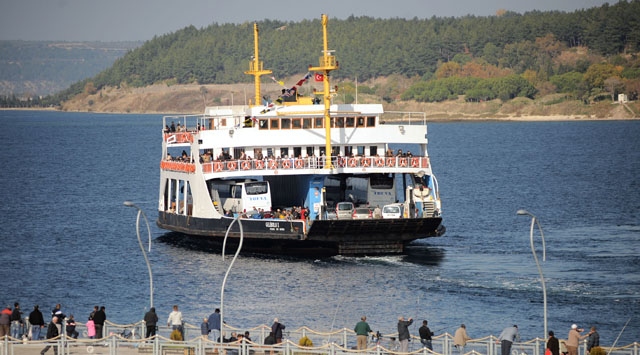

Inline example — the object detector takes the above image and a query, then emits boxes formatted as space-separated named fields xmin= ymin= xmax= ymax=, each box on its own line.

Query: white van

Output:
xmin=382 ymin=203 xmax=404 ymax=219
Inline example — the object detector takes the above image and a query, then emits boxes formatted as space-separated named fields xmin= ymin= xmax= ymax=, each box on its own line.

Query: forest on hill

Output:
xmin=4 ymin=0 xmax=640 ymax=110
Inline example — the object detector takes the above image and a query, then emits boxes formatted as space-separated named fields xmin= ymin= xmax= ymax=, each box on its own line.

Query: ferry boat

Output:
xmin=156 ymin=15 xmax=445 ymax=256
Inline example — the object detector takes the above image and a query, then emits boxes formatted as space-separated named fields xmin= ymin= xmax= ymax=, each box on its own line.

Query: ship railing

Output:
xmin=195 ymin=156 xmax=431 ymax=174
xmin=382 ymin=111 xmax=428 ymax=125
xmin=3 ymin=323 xmax=638 ymax=355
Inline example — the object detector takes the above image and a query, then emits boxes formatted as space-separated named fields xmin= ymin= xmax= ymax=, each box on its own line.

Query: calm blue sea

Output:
xmin=0 ymin=110 xmax=638 ymax=346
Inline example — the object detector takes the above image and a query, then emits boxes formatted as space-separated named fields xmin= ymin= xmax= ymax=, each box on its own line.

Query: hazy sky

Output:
xmin=1 ymin=0 xmax=612 ymax=41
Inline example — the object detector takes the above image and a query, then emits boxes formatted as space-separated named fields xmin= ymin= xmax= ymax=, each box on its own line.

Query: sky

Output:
xmin=1 ymin=0 xmax=613 ymax=42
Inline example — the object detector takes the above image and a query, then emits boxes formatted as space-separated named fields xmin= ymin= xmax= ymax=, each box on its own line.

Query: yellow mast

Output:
xmin=244 ymin=23 xmax=272 ymax=106
xmin=308 ymin=14 xmax=339 ymax=169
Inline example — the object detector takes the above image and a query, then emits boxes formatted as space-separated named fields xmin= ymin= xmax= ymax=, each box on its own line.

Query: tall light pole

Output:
xmin=220 ymin=216 xmax=244 ymax=342
xmin=124 ymin=201 xmax=154 ymax=309
xmin=517 ymin=209 xmax=547 ymax=340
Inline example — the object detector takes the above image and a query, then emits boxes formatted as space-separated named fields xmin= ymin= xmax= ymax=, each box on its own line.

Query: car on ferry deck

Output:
xmin=336 ymin=202 xmax=354 ymax=220
xmin=382 ymin=203 xmax=404 ymax=219
xmin=352 ymin=207 xmax=373 ymax=219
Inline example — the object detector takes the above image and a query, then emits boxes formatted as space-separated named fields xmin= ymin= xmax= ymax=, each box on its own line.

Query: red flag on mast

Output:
xmin=314 ymin=73 xmax=324 ymax=82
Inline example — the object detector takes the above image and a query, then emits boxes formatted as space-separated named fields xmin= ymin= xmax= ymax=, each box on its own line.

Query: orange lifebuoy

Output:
xmin=255 ymin=160 xmax=265 ymax=169
xmin=241 ymin=161 xmax=251 ymax=170
xmin=294 ymin=159 xmax=304 ymax=169
xmin=214 ymin=162 xmax=223 ymax=172
xmin=386 ymin=157 xmax=396 ymax=167
xmin=348 ymin=158 xmax=357 ymax=167
xmin=227 ymin=161 xmax=237 ymax=170
xmin=376 ymin=158 xmax=385 ymax=167
xmin=410 ymin=157 xmax=420 ymax=168
xmin=338 ymin=157 xmax=346 ymax=168
xmin=362 ymin=158 xmax=371 ymax=167
xmin=399 ymin=158 xmax=408 ymax=167
xmin=282 ymin=160 xmax=292 ymax=169
xmin=202 ymin=163 xmax=212 ymax=173
xmin=268 ymin=160 xmax=278 ymax=170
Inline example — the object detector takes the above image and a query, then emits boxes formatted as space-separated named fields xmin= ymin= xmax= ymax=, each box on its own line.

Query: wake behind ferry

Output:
xmin=156 ymin=15 xmax=445 ymax=256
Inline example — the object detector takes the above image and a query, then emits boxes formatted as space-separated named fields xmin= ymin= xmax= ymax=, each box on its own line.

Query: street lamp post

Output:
xmin=517 ymin=209 xmax=547 ymax=340
xmin=220 ymin=216 xmax=244 ymax=342
xmin=124 ymin=201 xmax=154 ymax=309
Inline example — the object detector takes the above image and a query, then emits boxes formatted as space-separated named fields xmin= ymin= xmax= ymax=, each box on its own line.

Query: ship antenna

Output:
xmin=245 ymin=23 xmax=272 ymax=107
xmin=309 ymin=14 xmax=339 ymax=169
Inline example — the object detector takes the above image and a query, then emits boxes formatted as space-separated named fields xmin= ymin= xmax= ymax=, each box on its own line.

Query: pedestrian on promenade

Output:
xmin=419 ymin=320 xmax=434 ymax=350
xmin=41 ymin=316 xmax=59 ymax=355
xmin=354 ymin=316 xmax=373 ymax=350
xmin=66 ymin=314 xmax=79 ymax=339
xmin=201 ymin=317 xmax=210 ymax=339
xmin=167 ymin=305 xmax=184 ymax=340
xmin=144 ymin=307 xmax=158 ymax=339
xmin=86 ymin=316 xmax=96 ymax=339
xmin=586 ymin=326 xmax=599 ymax=353
xmin=454 ymin=324 xmax=472 ymax=354
xmin=271 ymin=318 xmax=285 ymax=344
xmin=397 ymin=316 xmax=414 ymax=353
xmin=10 ymin=302 xmax=23 ymax=339
xmin=28 ymin=305 xmax=45 ymax=341
xmin=0 ymin=306 xmax=11 ymax=337
xmin=547 ymin=331 xmax=560 ymax=355
xmin=497 ymin=325 xmax=520 ymax=355
xmin=207 ymin=308 xmax=221 ymax=342
xmin=567 ymin=324 xmax=588 ymax=355
xmin=93 ymin=306 xmax=106 ymax=339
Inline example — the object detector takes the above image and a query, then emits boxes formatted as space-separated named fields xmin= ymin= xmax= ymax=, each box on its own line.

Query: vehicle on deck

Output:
xmin=382 ymin=203 xmax=404 ymax=219
xmin=336 ymin=202 xmax=355 ymax=220
xmin=352 ymin=207 xmax=373 ymax=220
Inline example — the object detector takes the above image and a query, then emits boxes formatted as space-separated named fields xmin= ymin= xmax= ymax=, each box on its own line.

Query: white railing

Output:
xmin=3 ymin=322 xmax=638 ymax=355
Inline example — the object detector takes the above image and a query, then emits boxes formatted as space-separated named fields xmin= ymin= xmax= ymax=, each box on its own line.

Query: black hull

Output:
xmin=157 ymin=212 xmax=445 ymax=256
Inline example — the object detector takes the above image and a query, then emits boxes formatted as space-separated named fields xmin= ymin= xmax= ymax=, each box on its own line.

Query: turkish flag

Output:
xmin=314 ymin=73 xmax=324 ymax=82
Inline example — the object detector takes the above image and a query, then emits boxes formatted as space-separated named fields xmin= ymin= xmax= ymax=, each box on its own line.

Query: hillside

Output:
xmin=60 ymin=81 xmax=639 ymax=120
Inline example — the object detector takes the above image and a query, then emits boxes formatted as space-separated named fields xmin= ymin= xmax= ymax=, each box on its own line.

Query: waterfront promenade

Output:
xmin=2 ymin=321 xmax=638 ymax=355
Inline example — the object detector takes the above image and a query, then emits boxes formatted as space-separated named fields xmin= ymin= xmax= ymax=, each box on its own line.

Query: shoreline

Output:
xmin=2 ymin=107 xmax=637 ymax=122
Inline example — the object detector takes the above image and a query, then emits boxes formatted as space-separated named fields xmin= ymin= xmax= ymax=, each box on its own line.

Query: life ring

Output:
xmin=410 ymin=157 xmax=420 ymax=168
xmin=282 ymin=160 xmax=292 ymax=169
xmin=362 ymin=158 xmax=371 ymax=167
xmin=214 ymin=162 xmax=223 ymax=172
xmin=294 ymin=159 xmax=304 ymax=169
xmin=399 ymin=158 xmax=408 ymax=167
xmin=338 ymin=157 xmax=346 ymax=168
xmin=241 ymin=161 xmax=251 ymax=170
xmin=255 ymin=160 xmax=265 ymax=169
xmin=268 ymin=160 xmax=278 ymax=170
xmin=348 ymin=158 xmax=357 ymax=167
xmin=227 ymin=161 xmax=237 ymax=170
xmin=386 ymin=157 xmax=396 ymax=167
xmin=375 ymin=158 xmax=385 ymax=167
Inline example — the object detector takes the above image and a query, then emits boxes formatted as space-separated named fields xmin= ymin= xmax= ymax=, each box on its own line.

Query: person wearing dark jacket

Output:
xmin=29 ymin=305 xmax=45 ymax=341
xmin=419 ymin=320 xmax=434 ymax=350
xmin=547 ymin=331 xmax=560 ymax=355
xmin=92 ymin=306 xmax=106 ymax=339
xmin=271 ymin=318 xmax=285 ymax=344
xmin=41 ymin=316 xmax=59 ymax=355
xmin=397 ymin=316 xmax=414 ymax=353
xmin=144 ymin=307 xmax=159 ymax=338
xmin=586 ymin=327 xmax=600 ymax=353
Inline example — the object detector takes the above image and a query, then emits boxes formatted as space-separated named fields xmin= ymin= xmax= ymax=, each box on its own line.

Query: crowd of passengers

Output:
xmin=224 ymin=206 xmax=310 ymax=220
xmin=166 ymin=149 xmax=415 ymax=163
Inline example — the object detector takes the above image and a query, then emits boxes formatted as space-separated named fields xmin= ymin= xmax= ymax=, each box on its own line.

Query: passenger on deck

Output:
xmin=170 ymin=122 xmax=176 ymax=132
xmin=386 ymin=148 xmax=394 ymax=157
xmin=396 ymin=149 xmax=403 ymax=157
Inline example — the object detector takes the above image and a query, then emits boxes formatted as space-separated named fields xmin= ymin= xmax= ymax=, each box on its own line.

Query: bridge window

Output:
xmin=281 ymin=118 xmax=291 ymax=129
xmin=270 ymin=119 xmax=279 ymax=129
xmin=336 ymin=117 xmax=345 ymax=128
xmin=357 ymin=116 xmax=365 ymax=127
xmin=292 ymin=118 xmax=302 ymax=129
xmin=366 ymin=116 xmax=376 ymax=127
xmin=303 ymin=118 xmax=312 ymax=129
xmin=258 ymin=119 xmax=269 ymax=130
xmin=345 ymin=117 xmax=355 ymax=127
xmin=314 ymin=117 xmax=323 ymax=128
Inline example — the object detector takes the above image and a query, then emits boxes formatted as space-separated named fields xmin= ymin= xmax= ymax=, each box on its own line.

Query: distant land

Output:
xmin=0 ymin=40 xmax=141 ymax=96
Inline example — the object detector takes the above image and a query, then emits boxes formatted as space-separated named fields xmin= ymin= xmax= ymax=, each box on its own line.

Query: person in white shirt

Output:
xmin=167 ymin=305 xmax=184 ymax=340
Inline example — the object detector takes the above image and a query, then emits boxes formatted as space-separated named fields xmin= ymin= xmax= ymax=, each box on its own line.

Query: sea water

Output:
xmin=0 ymin=111 xmax=638 ymax=345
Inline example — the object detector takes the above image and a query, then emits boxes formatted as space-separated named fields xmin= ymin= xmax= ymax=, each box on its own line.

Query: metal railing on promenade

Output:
xmin=2 ymin=322 xmax=638 ymax=355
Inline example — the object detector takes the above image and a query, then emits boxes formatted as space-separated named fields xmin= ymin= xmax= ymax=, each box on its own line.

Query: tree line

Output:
xmin=8 ymin=0 xmax=640 ymax=107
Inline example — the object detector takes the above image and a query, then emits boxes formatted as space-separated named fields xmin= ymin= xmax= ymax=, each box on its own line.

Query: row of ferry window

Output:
xmin=257 ymin=116 xmax=376 ymax=130
xmin=228 ymin=145 xmax=381 ymax=159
